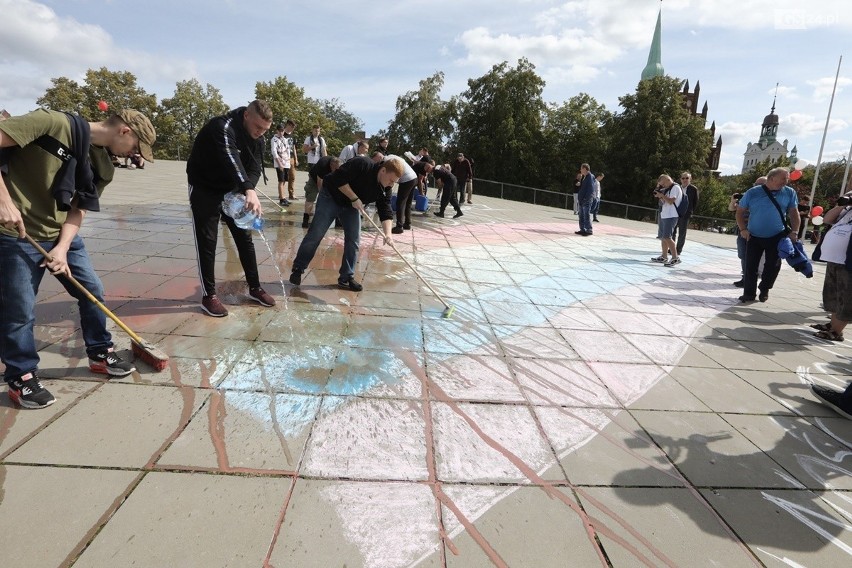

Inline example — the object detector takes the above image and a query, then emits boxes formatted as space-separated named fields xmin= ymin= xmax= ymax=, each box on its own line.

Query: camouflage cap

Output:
xmin=117 ymin=109 xmax=156 ymax=162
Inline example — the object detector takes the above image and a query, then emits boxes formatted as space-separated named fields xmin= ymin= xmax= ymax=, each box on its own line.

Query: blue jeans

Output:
xmin=736 ymin=234 xmax=747 ymax=274
xmin=578 ymin=200 xmax=593 ymax=233
xmin=292 ymin=188 xmax=361 ymax=280
xmin=0 ymin=234 xmax=112 ymax=380
xmin=590 ymin=198 xmax=600 ymax=218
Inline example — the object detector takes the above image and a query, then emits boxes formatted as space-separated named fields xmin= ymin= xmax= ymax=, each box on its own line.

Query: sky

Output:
xmin=0 ymin=0 xmax=849 ymax=176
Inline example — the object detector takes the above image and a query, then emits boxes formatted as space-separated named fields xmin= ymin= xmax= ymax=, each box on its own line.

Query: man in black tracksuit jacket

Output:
xmin=186 ymin=100 xmax=276 ymax=317
xmin=289 ymin=156 xmax=405 ymax=291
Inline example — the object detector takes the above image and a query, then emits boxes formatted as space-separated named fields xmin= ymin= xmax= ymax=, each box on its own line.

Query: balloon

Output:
xmin=97 ymin=100 xmax=109 ymax=112
xmin=794 ymin=159 xmax=808 ymax=170
xmin=812 ymin=215 xmax=824 ymax=226
xmin=811 ymin=205 xmax=824 ymax=217
xmin=789 ymin=169 xmax=802 ymax=181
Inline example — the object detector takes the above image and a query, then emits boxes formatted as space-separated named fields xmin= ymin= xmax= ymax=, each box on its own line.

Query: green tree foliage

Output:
xmin=315 ymin=98 xmax=364 ymax=140
xmin=38 ymin=67 xmax=157 ymax=121
xmin=36 ymin=77 xmax=87 ymax=116
xmin=542 ymin=93 xmax=611 ymax=191
xmin=384 ymin=72 xmax=454 ymax=161
xmin=603 ymin=76 xmax=712 ymax=205
xmin=255 ymin=77 xmax=337 ymax=163
xmin=154 ymin=79 xmax=228 ymax=161
xmin=455 ymin=59 xmax=546 ymax=186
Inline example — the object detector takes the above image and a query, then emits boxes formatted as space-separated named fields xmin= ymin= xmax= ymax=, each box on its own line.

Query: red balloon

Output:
xmin=789 ymin=169 xmax=802 ymax=181
xmin=811 ymin=205 xmax=824 ymax=217
xmin=97 ymin=100 xmax=109 ymax=112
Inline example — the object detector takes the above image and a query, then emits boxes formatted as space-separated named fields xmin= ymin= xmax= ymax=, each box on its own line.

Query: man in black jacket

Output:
xmin=289 ymin=157 xmax=405 ymax=291
xmin=672 ymin=171 xmax=699 ymax=254
xmin=186 ymin=99 xmax=276 ymax=317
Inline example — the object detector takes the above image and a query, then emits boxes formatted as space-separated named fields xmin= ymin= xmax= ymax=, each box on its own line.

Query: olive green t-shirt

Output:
xmin=0 ymin=109 xmax=114 ymax=240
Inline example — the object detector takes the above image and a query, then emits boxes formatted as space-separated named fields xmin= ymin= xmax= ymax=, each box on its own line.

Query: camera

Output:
xmin=839 ymin=195 xmax=852 ymax=206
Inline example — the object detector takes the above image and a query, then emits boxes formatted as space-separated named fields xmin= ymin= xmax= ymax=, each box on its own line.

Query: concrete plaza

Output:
xmin=1 ymin=160 xmax=850 ymax=567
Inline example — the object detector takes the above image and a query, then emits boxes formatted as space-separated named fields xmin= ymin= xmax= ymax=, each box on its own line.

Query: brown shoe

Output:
xmin=201 ymin=295 xmax=228 ymax=317
xmin=248 ymin=287 xmax=276 ymax=307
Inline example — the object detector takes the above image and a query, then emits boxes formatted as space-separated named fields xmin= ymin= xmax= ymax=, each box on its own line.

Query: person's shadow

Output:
xmin=610 ymin=412 xmax=852 ymax=561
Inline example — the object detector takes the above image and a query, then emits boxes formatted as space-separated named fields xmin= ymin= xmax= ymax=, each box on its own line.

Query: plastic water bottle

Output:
xmin=221 ymin=191 xmax=263 ymax=231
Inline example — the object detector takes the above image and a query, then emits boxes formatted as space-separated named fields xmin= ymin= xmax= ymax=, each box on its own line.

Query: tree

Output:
xmin=255 ymin=77 xmax=336 ymax=164
xmin=542 ymin=93 xmax=611 ymax=191
xmin=384 ymin=72 xmax=455 ymax=161
xmin=37 ymin=77 xmax=87 ymax=116
xmin=155 ymin=79 xmax=228 ymax=161
xmin=37 ymin=67 xmax=157 ymax=123
xmin=603 ymin=76 xmax=712 ymax=205
xmin=455 ymin=58 xmax=546 ymax=186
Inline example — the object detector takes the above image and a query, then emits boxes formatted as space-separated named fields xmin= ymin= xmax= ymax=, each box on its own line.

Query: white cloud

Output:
xmin=774 ymin=85 xmax=798 ymax=99
xmin=0 ymin=0 xmax=197 ymax=110
xmin=783 ymin=112 xmax=849 ymax=138
xmin=806 ymin=75 xmax=852 ymax=101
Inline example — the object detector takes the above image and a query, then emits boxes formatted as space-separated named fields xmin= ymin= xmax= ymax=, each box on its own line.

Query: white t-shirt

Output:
xmin=820 ymin=208 xmax=852 ymax=264
xmin=385 ymin=154 xmax=416 ymax=183
xmin=271 ymin=134 xmax=287 ymax=168
xmin=660 ymin=184 xmax=683 ymax=219
xmin=304 ymin=134 xmax=326 ymax=164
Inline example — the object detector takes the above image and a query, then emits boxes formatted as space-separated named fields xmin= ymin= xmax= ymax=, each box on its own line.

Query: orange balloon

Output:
xmin=97 ymin=100 xmax=109 ymax=112
xmin=790 ymin=169 xmax=802 ymax=181
xmin=811 ymin=206 xmax=824 ymax=217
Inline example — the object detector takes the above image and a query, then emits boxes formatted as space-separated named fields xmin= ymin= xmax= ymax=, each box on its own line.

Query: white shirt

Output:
xmin=593 ymin=179 xmax=601 ymax=200
xmin=385 ymin=154 xmax=416 ymax=183
xmin=660 ymin=184 xmax=683 ymax=219
xmin=339 ymin=143 xmax=357 ymax=163
xmin=820 ymin=208 xmax=852 ymax=264
xmin=304 ymin=134 xmax=326 ymax=164
xmin=271 ymin=134 xmax=287 ymax=168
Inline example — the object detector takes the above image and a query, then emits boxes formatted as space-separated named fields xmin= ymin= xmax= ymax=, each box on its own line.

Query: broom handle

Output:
xmin=24 ymin=234 xmax=146 ymax=344
xmin=360 ymin=211 xmax=452 ymax=310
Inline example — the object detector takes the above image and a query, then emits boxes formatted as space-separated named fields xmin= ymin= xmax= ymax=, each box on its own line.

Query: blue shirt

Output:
xmin=739 ymin=185 xmax=798 ymax=237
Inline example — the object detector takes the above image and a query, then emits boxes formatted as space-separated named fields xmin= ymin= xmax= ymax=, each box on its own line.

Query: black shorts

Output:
xmin=276 ymin=167 xmax=287 ymax=182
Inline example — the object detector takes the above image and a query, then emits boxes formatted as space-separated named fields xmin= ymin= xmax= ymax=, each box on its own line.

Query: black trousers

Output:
xmin=189 ymin=184 xmax=260 ymax=297
xmin=671 ymin=215 xmax=690 ymax=254
xmin=439 ymin=180 xmax=460 ymax=213
xmin=743 ymin=230 xmax=785 ymax=298
xmin=457 ymin=177 xmax=469 ymax=203
xmin=395 ymin=179 xmax=418 ymax=227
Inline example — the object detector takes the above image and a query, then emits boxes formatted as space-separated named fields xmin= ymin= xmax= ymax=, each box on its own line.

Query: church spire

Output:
xmin=641 ymin=5 xmax=665 ymax=81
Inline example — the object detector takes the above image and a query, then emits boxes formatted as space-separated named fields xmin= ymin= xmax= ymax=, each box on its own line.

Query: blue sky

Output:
xmin=0 ymin=0 xmax=849 ymax=176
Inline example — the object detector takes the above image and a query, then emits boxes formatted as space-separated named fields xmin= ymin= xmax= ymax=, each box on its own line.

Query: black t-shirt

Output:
xmin=432 ymin=167 xmax=457 ymax=187
xmin=412 ymin=161 xmax=430 ymax=177
xmin=323 ymin=157 xmax=394 ymax=221
xmin=309 ymin=156 xmax=336 ymax=184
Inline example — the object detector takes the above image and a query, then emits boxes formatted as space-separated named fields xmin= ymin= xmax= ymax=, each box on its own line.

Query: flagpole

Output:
xmin=802 ymin=55 xmax=842 ymax=238
xmin=840 ymin=138 xmax=852 ymax=195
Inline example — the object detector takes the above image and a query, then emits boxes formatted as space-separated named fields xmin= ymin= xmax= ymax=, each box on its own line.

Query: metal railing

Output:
xmin=472 ymin=177 xmax=737 ymax=234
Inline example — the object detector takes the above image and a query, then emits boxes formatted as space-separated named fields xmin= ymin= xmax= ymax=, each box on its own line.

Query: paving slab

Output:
xmin=1 ymin=160 xmax=849 ymax=566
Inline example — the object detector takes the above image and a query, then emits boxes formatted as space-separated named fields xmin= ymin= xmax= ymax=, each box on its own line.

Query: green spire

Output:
xmin=641 ymin=7 xmax=664 ymax=81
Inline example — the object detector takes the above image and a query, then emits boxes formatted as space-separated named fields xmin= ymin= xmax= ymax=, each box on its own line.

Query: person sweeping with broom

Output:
xmin=0 ymin=106 xmax=156 ymax=408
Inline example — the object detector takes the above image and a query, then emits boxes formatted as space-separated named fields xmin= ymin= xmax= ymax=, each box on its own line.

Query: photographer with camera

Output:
xmin=650 ymin=174 xmax=682 ymax=267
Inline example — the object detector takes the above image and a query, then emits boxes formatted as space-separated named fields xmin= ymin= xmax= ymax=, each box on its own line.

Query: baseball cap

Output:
xmin=117 ymin=109 xmax=156 ymax=162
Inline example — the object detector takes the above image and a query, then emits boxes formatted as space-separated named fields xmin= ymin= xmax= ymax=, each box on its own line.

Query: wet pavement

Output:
xmin=1 ymin=160 xmax=850 ymax=567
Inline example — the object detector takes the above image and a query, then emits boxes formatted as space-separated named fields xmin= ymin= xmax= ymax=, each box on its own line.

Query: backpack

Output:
xmin=675 ymin=187 xmax=690 ymax=217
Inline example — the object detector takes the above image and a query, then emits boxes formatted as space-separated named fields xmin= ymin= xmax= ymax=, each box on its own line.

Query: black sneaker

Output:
xmin=453 ymin=210 xmax=464 ymax=219
xmin=402 ymin=222 xmax=411 ymax=230
xmin=338 ymin=277 xmax=363 ymax=292
xmin=434 ymin=211 xmax=445 ymax=218
xmin=7 ymin=372 xmax=55 ymax=409
xmin=664 ymin=257 xmax=681 ymax=267
xmin=89 ymin=347 xmax=136 ymax=377
xmin=289 ymin=269 xmax=303 ymax=286
xmin=733 ymin=279 xmax=744 ymax=287
xmin=279 ymin=198 xmax=290 ymax=207
xmin=810 ymin=384 xmax=852 ymax=419
xmin=391 ymin=226 xmax=404 ymax=234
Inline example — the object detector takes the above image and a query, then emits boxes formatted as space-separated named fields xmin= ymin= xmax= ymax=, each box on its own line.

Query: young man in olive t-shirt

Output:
xmin=0 ymin=108 xmax=156 ymax=408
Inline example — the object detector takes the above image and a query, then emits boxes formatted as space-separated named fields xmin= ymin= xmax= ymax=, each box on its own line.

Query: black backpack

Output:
xmin=675 ymin=187 xmax=690 ymax=217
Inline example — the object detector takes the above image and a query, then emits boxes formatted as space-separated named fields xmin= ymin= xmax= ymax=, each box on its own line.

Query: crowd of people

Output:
xmin=1 ymin=100 xmax=849 ymax=422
